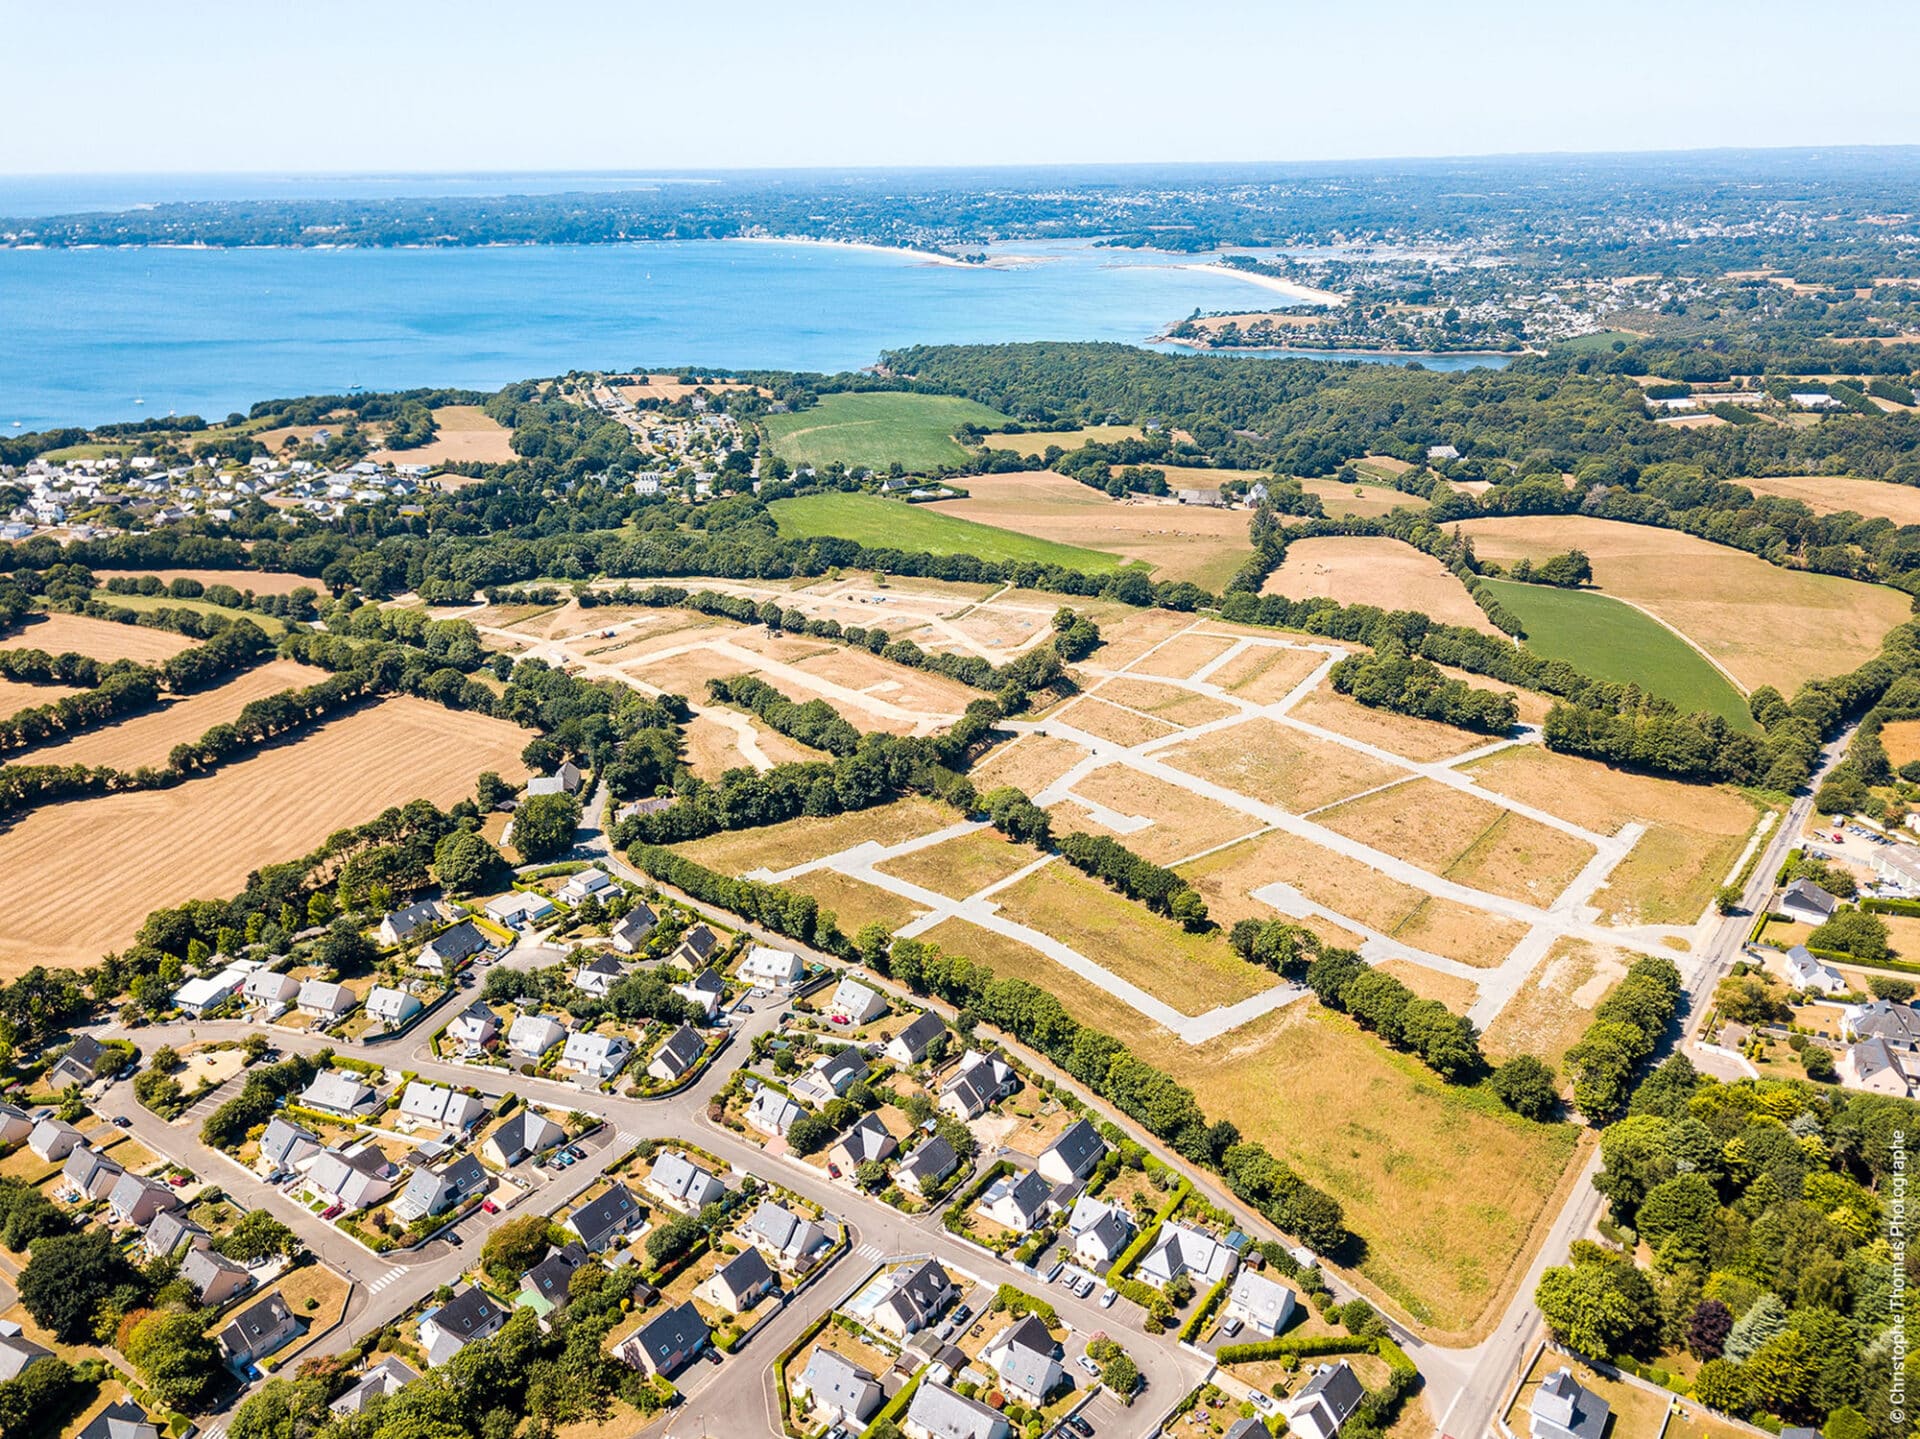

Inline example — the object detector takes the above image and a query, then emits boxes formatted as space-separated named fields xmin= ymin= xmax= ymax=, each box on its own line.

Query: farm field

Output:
xmin=1737 ymin=472 xmax=1920 ymax=525
xmin=0 ymin=676 xmax=81 ymax=717
xmin=0 ymin=696 xmax=529 ymax=971
xmin=1477 ymin=578 xmax=1751 ymax=725
xmin=770 ymin=492 xmax=1124 ymax=571
xmin=1263 ymin=537 xmax=1500 ymax=635
xmin=9 ymin=658 xmax=329 ymax=769
xmin=367 ymin=403 xmax=516 ymax=467
xmin=672 ymin=797 xmax=956 ymax=878
xmin=979 ymin=424 xmax=1147 ymax=456
xmin=1458 ymin=514 xmax=1911 ymax=693
xmin=90 ymin=568 xmax=319 ymax=596
xmin=97 ymin=591 xmax=292 ymax=636
xmin=1884 ymin=719 xmax=1920 ymax=766
xmin=1 ymin=612 xmax=193 ymax=663
xmin=939 ymin=471 xmax=1254 ymax=588
xmin=760 ymin=391 xmax=1009 ymax=471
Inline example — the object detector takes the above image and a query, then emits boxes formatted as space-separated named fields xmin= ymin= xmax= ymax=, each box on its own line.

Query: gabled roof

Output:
xmin=298 ymin=978 xmax=356 ymax=1013
xmin=898 ymin=1135 xmax=957 ymax=1186
xmin=300 ymin=1070 xmax=376 ymax=1112
xmin=490 ymin=1108 xmax=566 ymax=1159
xmin=422 ymin=920 xmax=488 ymax=963
xmin=889 ymin=1011 xmax=946 ymax=1058
xmin=745 ymin=1200 xmax=825 ymax=1259
xmin=568 ymin=1182 xmax=641 ymax=1247
xmin=1294 ymin=1361 xmax=1366 ymax=1426
xmin=1781 ymin=877 xmax=1839 ymax=915
xmin=1040 ymin=1119 xmax=1105 ymax=1178
xmin=0 ymin=1327 xmax=51 ymax=1381
xmin=906 ymin=1379 xmax=1010 ymax=1439
xmin=710 ymin=1245 xmax=775 ymax=1302
xmin=679 ymin=923 xmax=720 ymax=959
xmin=523 ymin=1242 xmax=590 ymax=1304
xmin=981 ymin=1169 xmax=1050 ymax=1226
xmin=329 ymin=1357 xmax=417 ymax=1415
xmin=834 ymin=1113 xmax=899 ymax=1165
xmin=625 ymin=1300 xmax=708 ymax=1370
xmin=649 ymin=1150 xmax=723 ymax=1206
xmin=77 ymin=1399 xmax=158 ymax=1439
xmin=651 ymin=1023 xmax=705 ymax=1078
xmin=143 ymin=1207 xmax=207 ymax=1255
xmin=220 ymin=1292 xmax=295 ymax=1357
xmin=181 ymin=1245 xmax=249 ymax=1297
xmin=941 ymin=1064 xmax=998 ymax=1115
xmin=381 ymin=899 xmax=442 ymax=938
xmin=424 ymin=1287 xmax=503 ymax=1354
xmin=1228 ymin=1269 xmax=1296 ymax=1333
xmin=799 ymin=1347 xmax=879 ymax=1413
xmin=1852 ymin=999 xmax=1920 ymax=1047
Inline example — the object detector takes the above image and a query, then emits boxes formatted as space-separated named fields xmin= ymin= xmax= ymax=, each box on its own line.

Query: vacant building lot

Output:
xmin=1054 ymin=766 xmax=1263 ymax=865
xmin=1127 ymin=630 xmax=1241 ymax=681
xmin=673 ymin=797 xmax=957 ymax=878
xmin=968 ymin=733 xmax=1089 ymax=795
xmin=1483 ymin=938 xmax=1628 ymax=1069
xmin=874 ymin=827 xmax=1036 ymax=899
xmin=1051 ymin=695 xmax=1180 ymax=747
xmin=1205 ymin=642 xmax=1329 ymax=705
xmin=1 ymin=612 xmax=194 ymax=664
xmin=680 ymin=710 xmax=826 ymax=778
xmin=1264 ymin=537 xmax=1500 ymax=635
xmin=367 ymin=403 xmax=517 ymax=468
xmin=1090 ymin=675 xmax=1239 ymax=729
xmin=0 ymin=696 xmax=529 ymax=971
xmin=782 ymin=869 xmax=928 ymax=935
xmin=1288 ymin=682 xmax=1498 ymax=762
xmin=1164 ymin=718 xmax=1404 ymax=813
xmin=1457 ymin=514 xmax=1910 ymax=693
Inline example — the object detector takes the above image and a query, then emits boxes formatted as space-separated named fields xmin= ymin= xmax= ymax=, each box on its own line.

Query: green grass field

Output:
xmin=761 ymin=392 xmax=1009 ymax=472
xmin=101 ymin=591 xmax=291 ymax=636
xmin=1478 ymin=578 xmax=1753 ymax=727
xmin=770 ymin=493 xmax=1127 ymax=571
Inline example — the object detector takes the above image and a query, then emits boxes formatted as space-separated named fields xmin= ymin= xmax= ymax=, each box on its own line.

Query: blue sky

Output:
xmin=6 ymin=0 xmax=1917 ymax=173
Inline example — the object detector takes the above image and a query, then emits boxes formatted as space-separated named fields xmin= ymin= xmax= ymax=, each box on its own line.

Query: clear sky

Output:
xmin=6 ymin=0 xmax=1918 ymax=174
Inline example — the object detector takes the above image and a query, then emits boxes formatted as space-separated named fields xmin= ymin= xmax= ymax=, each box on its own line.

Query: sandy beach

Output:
xmin=1184 ymin=261 xmax=1347 ymax=306
xmin=730 ymin=234 xmax=970 ymax=268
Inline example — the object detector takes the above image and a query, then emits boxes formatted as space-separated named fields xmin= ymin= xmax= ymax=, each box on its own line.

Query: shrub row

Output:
xmin=1564 ymin=955 xmax=1683 ymax=1121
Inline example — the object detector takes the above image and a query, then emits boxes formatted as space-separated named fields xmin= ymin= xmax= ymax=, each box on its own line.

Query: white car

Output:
xmin=1098 ymin=1287 xmax=1116 ymax=1308
xmin=1078 ymin=1356 xmax=1101 ymax=1378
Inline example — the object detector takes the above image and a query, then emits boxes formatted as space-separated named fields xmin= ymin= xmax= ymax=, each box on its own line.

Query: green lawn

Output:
xmin=769 ymin=493 xmax=1126 ymax=571
xmin=1479 ymin=577 xmax=1753 ymax=727
xmin=761 ymin=392 xmax=1009 ymax=472
xmin=101 ymin=591 xmax=291 ymax=636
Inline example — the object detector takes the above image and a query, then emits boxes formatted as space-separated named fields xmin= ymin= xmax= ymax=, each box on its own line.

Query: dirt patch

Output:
xmin=1264 ymin=537 xmax=1500 ymax=635
xmin=1091 ymin=676 xmax=1239 ymax=728
xmin=1164 ymin=718 xmax=1404 ymax=812
xmin=876 ymin=828 xmax=1036 ymax=898
xmin=1289 ymin=684 xmax=1499 ymax=762
xmin=968 ymin=734 xmax=1090 ymax=795
xmin=0 ymin=695 xmax=527 ymax=972
xmin=1483 ymin=938 xmax=1628 ymax=1068
xmin=1127 ymin=631 xmax=1240 ymax=681
xmin=1204 ymin=642 xmax=1329 ymax=705
xmin=674 ymin=798 xmax=956 ymax=877
xmin=681 ymin=711 xmax=825 ymax=779
xmin=1052 ymin=696 xmax=1181 ymax=747
xmin=1059 ymin=766 xmax=1265 ymax=865
xmin=1 ymin=612 xmax=194 ymax=664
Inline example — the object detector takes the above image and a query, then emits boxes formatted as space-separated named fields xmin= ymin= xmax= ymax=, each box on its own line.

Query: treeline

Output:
xmin=201 ymin=1050 xmax=325 ymax=1148
xmin=1564 ymin=955 xmax=1683 ymax=1121
xmin=1329 ymin=643 xmax=1518 ymax=734
xmin=1306 ymin=948 xmax=1485 ymax=1082
xmin=1056 ymin=829 xmax=1209 ymax=930
xmin=706 ymin=674 xmax=860 ymax=756
xmin=0 ymin=646 xmax=115 ymax=689
xmin=627 ymin=844 xmax=833 ymax=950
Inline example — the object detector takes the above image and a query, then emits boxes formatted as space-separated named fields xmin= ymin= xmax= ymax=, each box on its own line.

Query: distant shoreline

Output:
xmin=1185 ymin=262 xmax=1347 ymax=307
xmin=1152 ymin=331 xmax=1528 ymax=360
xmin=727 ymin=234 xmax=971 ymax=268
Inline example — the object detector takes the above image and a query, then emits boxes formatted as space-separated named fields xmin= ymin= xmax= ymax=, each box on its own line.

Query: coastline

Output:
xmin=728 ymin=233 xmax=971 ymax=268
xmin=1183 ymin=261 xmax=1347 ymax=307
xmin=1152 ymin=332 xmax=1528 ymax=360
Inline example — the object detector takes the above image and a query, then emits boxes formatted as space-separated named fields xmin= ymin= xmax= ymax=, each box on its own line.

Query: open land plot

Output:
xmin=875 ymin=827 xmax=1036 ymax=898
xmin=1163 ymin=717 xmax=1406 ymax=813
xmin=672 ymin=797 xmax=957 ymax=878
xmin=11 ymin=658 xmax=330 ymax=769
xmin=0 ymin=676 xmax=80 ymax=717
xmin=1458 ymin=514 xmax=1912 ymax=693
xmin=613 ymin=373 xmax=765 ymax=404
xmin=920 ymin=911 xmax=1582 ymax=1336
xmin=761 ymin=392 xmax=1010 ymax=471
xmin=1204 ymin=641 xmax=1330 ymax=705
xmin=1126 ymin=630 xmax=1240 ymax=681
xmin=786 ymin=643 xmax=982 ymax=717
xmin=783 ymin=869 xmax=928 ymax=935
xmin=1 ymin=612 xmax=194 ymax=663
xmin=1090 ymin=675 xmax=1239 ymax=728
xmin=771 ymin=492 xmax=1122 ymax=571
xmin=367 ymin=404 xmax=516 ymax=468
xmin=1287 ymin=682 xmax=1501 ymax=762
xmin=980 ymin=424 xmax=1147 ymax=456
xmin=1297 ymin=477 xmax=1430 ymax=521
xmin=940 ymin=471 xmax=1254 ymax=589
xmin=1736 ymin=472 xmax=1920 ymax=525
xmin=681 ymin=711 xmax=826 ymax=778
xmin=1883 ymin=719 xmax=1920 ymax=767
xmin=1264 ymin=537 xmax=1500 ymax=635
xmin=1052 ymin=695 xmax=1181 ymax=747
xmin=1314 ymin=778 xmax=1597 ymax=905
xmin=1060 ymin=767 xmax=1265 ymax=865
xmin=1433 ymin=663 xmax=1555 ymax=726
xmin=1483 ymin=937 xmax=1628 ymax=1069
xmin=0 ymin=696 xmax=529 ymax=971
xmin=990 ymin=863 xmax=1273 ymax=1013
xmin=1082 ymin=606 xmax=1209 ymax=670
xmin=1375 ymin=959 xmax=1480 ymax=1013
xmin=101 ymin=591 xmax=291 ymax=636
xmin=1477 ymin=578 xmax=1751 ymax=726
xmin=90 ymin=568 xmax=319 ymax=597
xmin=968 ymin=734 xmax=1091 ymax=795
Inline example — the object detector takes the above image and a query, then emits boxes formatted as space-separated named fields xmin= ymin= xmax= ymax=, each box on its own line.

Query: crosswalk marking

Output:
xmin=854 ymin=1242 xmax=884 ymax=1261
xmin=613 ymin=1130 xmax=638 ymax=1148
xmin=366 ymin=1266 xmax=407 ymax=1294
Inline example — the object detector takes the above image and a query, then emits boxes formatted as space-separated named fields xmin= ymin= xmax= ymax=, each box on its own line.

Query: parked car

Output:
xmin=1068 ymin=1416 xmax=1095 ymax=1436
xmin=446 ymin=1230 xmax=462 ymax=1246
xmin=481 ymin=1200 xmax=499 ymax=1214
xmin=1098 ymin=1287 xmax=1116 ymax=1308
xmin=1045 ymin=1261 xmax=1065 ymax=1283
xmin=952 ymin=1304 xmax=972 ymax=1326
xmin=111 ymin=1115 xmax=131 ymax=1128
xmin=1221 ymin=1316 xmax=1243 ymax=1337
xmin=1077 ymin=1355 xmax=1101 ymax=1378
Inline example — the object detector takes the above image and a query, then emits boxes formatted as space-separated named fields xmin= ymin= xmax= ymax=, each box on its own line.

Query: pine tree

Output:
xmin=1724 ymin=1292 xmax=1786 ymax=1362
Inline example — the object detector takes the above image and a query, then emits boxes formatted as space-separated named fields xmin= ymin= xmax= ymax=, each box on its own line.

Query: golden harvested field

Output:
xmin=1206 ymin=642 xmax=1328 ymax=704
xmin=1288 ymin=683 xmax=1496 ymax=762
xmin=367 ymin=404 xmax=516 ymax=468
xmin=2 ymin=612 xmax=193 ymax=663
xmin=1391 ymin=897 xmax=1529 ymax=969
xmin=1376 ymin=959 xmax=1479 ymax=1012
xmin=1265 ymin=537 xmax=1500 ymax=635
xmin=1053 ymin=696 xmax=1180 ymax=747
xmin=980 ymin=425 xmax=1148 ymax=456
xmin=991 ymin=863 xmax=1272 ymax=1013
xmin=940 ymin=471 xmax=1254 ymax=589
xmin=1057 ymin=766 xmax=1264 ymax=865
xmin=1298 ymin=477 xmax=1430 ymax=521
xmin=1165 ymin=718 xmax=1404 ymax=812
xmin=0 ymin=696 xmax=529 ymax=971
xmin=1127 ymin=630 xmax=1239 ymax=681
xmin=783 ymin=870 xmax=928 ymax=935
xmin=12 ymin=659 xmax=329 ymax=769
xmin=1882 ymin=719 xmax=1920 ymax=767
xmin=1316 ymin=778 xmax=1597 ymax=905
xmin=0 ymin=677 xmax=80 ymax=717
xmin=968 ymin=734 xmax=1089 ymax=795
xmin=681 ymin=711 xmax=825 ymax=779
xmin=1455 ymin=515 xmax=1912 ymax=692
xmin=876 ymin=828 xmax=1036 ymax=898
xmin=1091 ymin=676 xmax=1238 ymax=728
xmin=91 ymin=568 xmax=319 ymax=596
xmin=1738 ymin=473 xmax=1920 ymax=524
xmin=1483 ymin=938 xmax=1627 ymax=1069
xmin=1090 ymin=606 xmax=1212 ymax=669
xmin=673 ymin=797 xmax=955 ymax=877
xmin=614 ymin=374 xmax=765 ymax=404
xmin=787 ymin=644 xmax=979 ymax=720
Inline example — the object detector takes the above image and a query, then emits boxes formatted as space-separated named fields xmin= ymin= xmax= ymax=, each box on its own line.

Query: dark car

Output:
xmin=445 ymin=1230 xmax=462 ymax=1246
xmin=1068 ymin=1417 xmax=1095 ymax=1437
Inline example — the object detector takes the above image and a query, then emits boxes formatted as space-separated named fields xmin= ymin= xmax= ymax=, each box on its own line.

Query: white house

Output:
xmin=673 ymin=968 xmax=725 ymax=1018
xmin=743 ymin=1200 xmax=829 ymax=1271
xmin=647 ymin=1024 xmax=706 ymax=1084
xmin=574 ymin=952 xmax=625 ymax=997
xmin=896 ymin=1135 xmax=959 ymax=1197
xmin=558 ymin=867 xmax=615 ymax=906
xmin=739 ymin=945 xmax=805 ymax=987
xmin=486 ymin=892 xmax=557 ymax=930
xmin=366 ymin=986 xmax=423 ymax=1028
xmin=794 ymin=1348 xmax=881 ymax=1427
xmin=377 ymin=900 xmax=444 ymax=948
xmin=1067 ymin=1196 xmax=1134 ymax=1270
xmin=298 ymin=1071 xmax=380 ymax=1118
xmin=398 ymin=1081 xmax=488 ymax=1134
xmin=1286 ymin=1362 xmax=1367 ymax=1439
xmin=508 ymin=1013 xmax=569 ymax=1059
xmin=904 ymin=1381 xmax=1010 ymax=1439
xmin=1528 ymin=1366 xmax=1613 ymax=1439
xmin=977 ymin=1169 xmax=1050 ymax=1234
xmin=305 ymin=1144 xmax=397 ymax=1211
xmin=419 ymin=1289 xmax=505 ymax=1369
xmin=446 ymin=1000 xmax=500 ymax=1052
xmin=610 ymin=905 xmax=657 ymax=953
xmin=699 ymin=1246 xmax=777 ymax=1315
xmin=887 ymin=1012 xmax=947 ymax=1066
xmin=558 ymin=1031 xmax=632 ymax=1080
xmin=242 ymin=970 xmax=302 ymax=1017
xmin=1781 ymin=944 xmax=1846 ymax=997
xmin=482 ymin=1109 xmax=567 ymax=1168
xmin=791 ymin=1048 xmax=869 ymax=1109
xmin=173 ymin=965 xmax=249 ymax=1017
xmin=982 ymin=1314 xmax=1061 ymax=1409
xmin=826 ymin=976 xmax=886 ymax=1027
xmin=297 ymin=979 xmax=359 ymax=1023
xmin=1138 ymin=1222 xmax=1238 ymax=1290
xmin=645 ymin=1150 xmax=726 ymax=1213
xmin=1778 ymin=878 xmax=1840 ymax=927
xmin=745 ymin=1086 xmax=803 ymax=1137
xmin=1226 ymin=1269 xmax=1297 ymax=1338
xmin=1036 ymin=1119 xmax=1106 ymax=1186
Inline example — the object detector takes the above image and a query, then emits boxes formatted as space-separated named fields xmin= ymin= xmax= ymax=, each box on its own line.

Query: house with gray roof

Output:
xmin=830 ymin=1113 xmax=899 ymax=1172
xmin=618 ymin=1300 xmax=709 ymax=1377
xmin=673 ymin=966 xmax=725 ymax=1018
xmin=745 ymin=1085 xmax=802 ymax=1137
xmin=377 ymin=900 xmax=444 ymax=947
xmin=564 ymin=1181 xmax=643 ymax=1251
xmin=398 ymin=1081 xmax=488 ymax=1134
xmin=219 ymin=1292 xmax=299 ymax=1363
xmin=701 ymin=1245 xmax=777 ymax=1314
xmin=181 ymin=1246 xmax=253 ymax=1306
xmin=108 ymin=1172 xmax=180 ymax=1228
xmin=483 ymin=1108 xmax=567 ymax=1167
xmin=1227 ymin=1269 xmax=1297 ymax=1338
xmin=49 ymin=1034 xmax=107 ymax=1087
xmin=938 ymin=1064 xmax=1000 ymax=1122
xmin=366 ymin=985 xmax=423 ymax=1028
xmin=871 ymin=1258 xmax=956 ymax=1337
xmin=795 ymin=1347 xmax=882 ymax=1426
xmin=1778 ymin=877 xmax=1840 ymax=926
xmin=419 ymin=1288 xmax=504 ymax=1368
xmin=1528 ymin=1366 xmax=1612 ymax=1439
xmin=610 ymin=904 xmax=657 ymax=953
xmin=507 ymin=1011 xmax=569 ymax=1058
xmin=1139 ymin=1221 xmax=1237 ymax=1290
xmin=1037 ymin=1118 xmax=1106 ymax=1185
xmin=63 ymin=1145 xmax=124 ymax=1202
xmin=886 ymin=1011 xmax=947 ymax=1066
xmin=446 ymin=999 xmax=501 ymax=1050
xmin=243 ymin=970 xmax=301 ymax=1016
xmin=306 ymin=1143 xmax=397 ymax=1211
xmin=28 ymin=1118 xmax=83 ymax=1162
xmin=1843 ymin=1035 xmax=1918 ymax=1096
xmin=791 ymin=1047 xmax=868 ymax=1109
xmin=645 ymin=1150 xmax=726 ymax=1213
xmin=417 ymin=920 xmax=489 ymax=974
xmin=329 ymin=1357 xmax=417 ymax=1415
xmin=574 ymin=951 xmax=625 ymax=997
xmin=743 ymin=1200 xmax=829 ymax=1271
xmin=0 ymin=1101 xmax=33 ymax=1147
xmin=520 ymin=1242 xmax=589 ymax=1313
xmin=142 ymin=1207 xmax=208 ymax=1261
xmin=984 ymin=1314 xmax=1061 ymax=1407
xmin=258 ymin=1117 xmax=322 ymax=1174
xmin=0 ymin=1320 xmax=51 ymax=1381
xmin=391 ymin=1152 xmax=488 ymax=1223
xmin=646 ymin=1023 xmax=706 ymax=1083
xmin=558 ymin=1030 xmax=631 ymax=1080
xmin=1286 ymin=1361 xmax=1367 ymax=1439
xmin=904 ymin=1379 xmax=1012 ymax=1439
xmin=1848 ymin=998 xmax=1920 ymax=1050
xmin=977 ymin=1169 xmax=1050 ymax=1234
xmin=76 ymin=1398 xmax=158 ymax=1439
xmin=297 ymin=979 xmax=358 ymax=1022
xmin=897 ymin=1135 xmax=958 ymax=1196
xmin=298 ymin=1070 xmax=380 ymax=1117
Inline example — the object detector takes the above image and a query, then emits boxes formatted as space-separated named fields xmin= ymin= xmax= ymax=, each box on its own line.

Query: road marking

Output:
xmin=854 ymin=1242 xmax=884 ymax=1261
xmin=613 ymin=1130 xmax=639 ymax=1148
xmin=367 ymin=1266 xmax=407 ymax=1293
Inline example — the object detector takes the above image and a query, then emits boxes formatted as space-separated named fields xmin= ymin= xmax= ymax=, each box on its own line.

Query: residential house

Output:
xmin=1037 ymin=1119 xmax=1106 ymax=1186
xmin=830 ymin=1113 xmax=899 ymax=1173
xmin=1778 ymin=878 xmax=1840 ymax=926
xmin=609 ymin=904 xmax=657 ymax=953
xmin=827 ymin=976 xmax=886 ymax=1027
xmin=1875 ymin=845 xmax=1920 ymax=892
xmin=1067 ymin=1197 xmax=1134 ymax=1270
xmin=520 ymin=1242 xmax=588 ymax=1315
xmin=938 ymin=1065 xmax=1000 ymax=1122
xmin=181 ymin=1247 xmax=253 ymax=1306
xmin=618 ymin=1300 xmax=709 ymax=1378
xmin=887 ymin=1011 xmax=947 ymax=1066
xmin=63 ymin=1145 xmax=124 ymax=1202
xmin=142 ymin=1208 xmax=209 ymax=1261
xmin=1782 ymin=945 xmax=1847 ymax=996
xmin=745 ymin=1086 xmax=803 ymax=1137
xmin=558 ymin=867 xmax=615 ymax=906
xmin=242 ymin=970 xmax=302 ymax=1017
xmin=647 ymin=1024 xmax=706 ymax=1084
xmin=418 ymin=920 xmax=489 ymax=974
xmin=1842 ymin=1037 xmax=1915 ymax=1096
xmin=483 ymin=1108 xmax=567 ymax=1167
xmin=1285 ymin=1361 xmax=1367 ymax=1439
xmin=574 ymin=952 xmax=625 ymax=997
xmin=78 ymin=1399 xmax=160 ymax=1439
xmin=366 ymin=985 xmax=423 ymax=1028
xmin=1528 ymin=1366 xmax=1612 ymax=1439
xmin=870 ymin=1258 xmax=957 ymax=1338
xmin=398 ymin=1081 xmax=488 ymax=1134
xmin=47 ymin=1034 xmax=108 ymax=1088
xmin=646 ymin=1150 xmax=726 ymax=1213
xmin=446 ymin=1000 xmax=501 ymax=1052
xmin=0 ymin=1321 xmax=52 ymax=1381
xmin=377 ymin=900 xmax=444 ymax=947
xmin=108 ymin=1172 xmax=181 ymax=1228
xmin=172 ymin=967 xmax=249 ymax=1018
xmin=673 ymin=967 xmax=724 ymax=1018
xmin=904 ymin=1380 xmax=1011 ymax=1439
xmin=297 ymin=979 xmax=358 ymax=1023
xmin=701 ymin=1245 xmax=777 ymax=1314
xmin=1847 ymin=999 xmax=1920 ymax=1049
xmin=559 ymin=1030 xmax=632 ymax=1080
xmin=792 ymin=1048 xmax=868 ymax=1109
xmin=743 ymin=1200 xmax=828 ymax=1271
xmin=525 ymin=760 xmax=583 ymax=796
xmin=1226 ymin=1270 xmax=1297 ymax=1338
xmin=984 ymin=1314 xmax=1061 ymax=1408
xmin=0 ymin=1101 xmax=33 ymax=1146
xmin=564 ymin=1182 xmax=644 ymax=1252
xmin=1427 ymin=444 xmax=1460 ymax=460
xmin=1223 ymin=1421 xmax=1269 ymax=1439
xmin=896 ymin=1135 xmax=959 ymax=1197
xmin=505 ymin=1012 xmax=569 ymax=1060
xmin=739 ymin=944 xmax=805 ymax=986
xmin=419 ymin=1288 xmax=506 ymax=1368
xmin=391 ymin=1153 xmax=488 ymax=1223
xmin=219 ymin=1292 xmax=300 ymax=1363
xmin=794 ymin=1347 xmax=882 ymax=1426
xmin=672 ymin=923 xmax=721 ymax=969
xmin=28 ymin=1119 xmax=85 ymax=1162
xmin=486 ymin=892 xmax=557 ymax=930
xmin=299 ymin=1070 xmax=380 ymax=1118
xmin=329 ymin=1358 xmax=418 ymax=1416
xmin=257 ymin=1117 xmax=322 ymax=1176
xmin=1139 ymin=1222 xmax=1238 ymax=1290
xmin=978 ymin=1169 xmax=1050 ymax=1234
xmin=305 ymin=1143 xmax=398 ymax=1212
